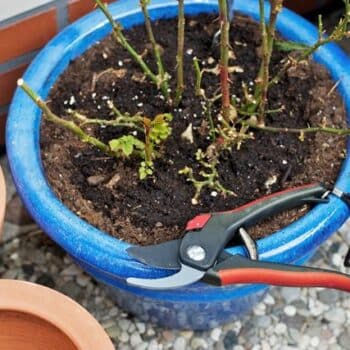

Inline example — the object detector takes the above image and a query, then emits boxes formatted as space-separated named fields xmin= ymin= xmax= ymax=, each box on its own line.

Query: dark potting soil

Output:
xmin=41 ymin=14 xmax=347 ymax=245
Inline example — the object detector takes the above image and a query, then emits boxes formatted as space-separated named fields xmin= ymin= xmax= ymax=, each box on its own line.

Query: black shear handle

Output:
xmin=180 ymin=183 xmax=327 ymax=270
xmin=204 ymin=255 xmax=350 ymax=292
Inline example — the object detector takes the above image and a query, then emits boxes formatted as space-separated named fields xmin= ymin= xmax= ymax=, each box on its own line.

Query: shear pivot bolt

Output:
xmin=187 ymin=245 xmax=206 ymax=261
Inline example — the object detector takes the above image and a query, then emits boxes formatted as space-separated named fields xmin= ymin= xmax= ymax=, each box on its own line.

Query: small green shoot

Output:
xmin=149 ymin=113 xmax=173 ymax=144
xmin=139 ymin=160 xmax=154 ymax=179
xmin=274 ymin=40 xmax=310 ymax=53
xmin=109 ymin=135 xmax=145 ymax=158
xmin=179 ymin=149 xmax=236 ymax=204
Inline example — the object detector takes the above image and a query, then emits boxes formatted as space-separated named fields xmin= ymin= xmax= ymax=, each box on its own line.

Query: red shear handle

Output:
xmin=218 ymin=269 xmax=350 ymax=292
xmin=204 ymin=255 xmax=350 ymax=292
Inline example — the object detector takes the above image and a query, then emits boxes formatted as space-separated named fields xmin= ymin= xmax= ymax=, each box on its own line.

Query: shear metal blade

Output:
xmin=126 ymin=264 xmax=205 ymax=290
xmin=127 ymin=239 xmax=181 ymax=270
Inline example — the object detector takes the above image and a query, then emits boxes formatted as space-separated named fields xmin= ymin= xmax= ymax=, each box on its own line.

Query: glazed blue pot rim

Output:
xmin=6 ymin=0 xmax=350 ymax=279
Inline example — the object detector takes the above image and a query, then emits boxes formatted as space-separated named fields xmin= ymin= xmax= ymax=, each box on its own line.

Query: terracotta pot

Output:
xmin=0 ymin=280 xmax=114 ymax=350
xmin=284 ymin=0 xmax=335 ymax=14
xmin=0 ymin=166 xmax=6 ymax=240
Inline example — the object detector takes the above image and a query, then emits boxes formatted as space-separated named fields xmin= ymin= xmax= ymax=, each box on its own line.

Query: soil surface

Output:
xmin=41 ymin=14 xmax=347 ymax=245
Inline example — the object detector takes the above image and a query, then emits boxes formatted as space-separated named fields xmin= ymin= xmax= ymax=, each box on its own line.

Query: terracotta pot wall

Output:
xmin=0 ymin=166 xmax=5 ymax=239
xmin=0 ymin=280 xmax=114 ymax=349
xmin=0 ymin=310 xmax=78 ymax=350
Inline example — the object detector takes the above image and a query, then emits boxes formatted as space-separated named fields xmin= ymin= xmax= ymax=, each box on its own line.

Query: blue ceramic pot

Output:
xmin=6 ymin=0 xmax=350 ymax=330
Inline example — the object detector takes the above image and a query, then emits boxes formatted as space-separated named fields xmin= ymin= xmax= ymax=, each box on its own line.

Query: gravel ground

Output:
xmin=2 ymin=5 xmax=350 ymax=350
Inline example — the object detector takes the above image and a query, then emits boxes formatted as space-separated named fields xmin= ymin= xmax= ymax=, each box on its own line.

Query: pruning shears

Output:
xmin=127 ymin=183 xmax=350 ymax=291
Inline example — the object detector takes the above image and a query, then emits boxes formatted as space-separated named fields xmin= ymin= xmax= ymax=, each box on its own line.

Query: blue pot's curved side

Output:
xmin=107 ymin=280 xmax=267 ymax=330
xmin=6 ymin=0 xmax=350 ymax=329
xmin=76 ymin=250 xmax=314 ymax=329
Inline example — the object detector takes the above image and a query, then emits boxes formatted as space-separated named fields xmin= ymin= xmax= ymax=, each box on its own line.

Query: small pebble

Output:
xmin=268 ymin=335 xmax=277 ymax=346
xmin=162 ymin=330 xmax=174 ymax=342
xmin=255 ymin=315 xmax=272 ymax=328
xmin=332 ymin=253 xmax=342 ymax=267
xmin=299 ymin=334 xmax=310 ymax=348
xmin=109 ymin=307 xmax=119 ymax=317
xmin=128 ymin=323 xmax=136 ymax=333
xmin=191 ymin=337 xmax=208 ymax=349
xmin=318 ymin=289 xmax=340 ymax=304
xmin=309 ymin=299 xmax=328 ymax=317
xmin=275 ymin=323 xmax=287 ymax=335
xmin=10 ymin=252 xmax=19 ymax=261
xmin=261 ymin=340 xmax=271 ymax=350
xmin=338 ymin=330 xmax=350 ymax=349
xmin=87 ymin=175 xmax=106 ymax=186
xmin=288 ymin=328 xmax=300 ymax=344
xmin=118 ymin=331 xmax=129 ymax=343
xmin=130 ymin=333 xmax=143 ymax=348
xmin=147 ymin=340 xmax=159 ymax=350
xmin=35 ymin=273 xmax=55 ymax=288
xmin=284 ymin=305 xmax=297 ymax=317
xmin=147 ymin=328 xmax=156 ymax=337
xmin=310 ymin=336 xmax=320 ymax=347
xmin=254 ymin=302 xmax=266 ymax=316
xmin=135 ymin=343 xmax=148 ymax=350
xmin=61 ymin=264 xmax=81 ymax=276
xmin=264 ymin=294 xmax=275 ymax=305
xmin=105 ymin=325 xmax=119 ymax=339
xmin=119 ymin=319 xmax=131 ymax=332
xmin=211 ymin=328 xmax=222 ymax=342
xmin=173 ymin=337 xmax=187 ymax=350
xmin=180 ymin=330 xmax=194 ymax=339
xmin=324 ymin=308 xmax=346 ymax=323
xmin=76 ymin=275 xmax=90 ymax=287
xmin=223 ymin=330 xmax=237 ymax=349
xmin=60 ymin=281 xmax=81 ymax=299
xmin=136 ymin=322 xmax=146 ymax=334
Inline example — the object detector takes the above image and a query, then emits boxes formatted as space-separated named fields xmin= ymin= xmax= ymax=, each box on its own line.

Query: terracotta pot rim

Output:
xmin=0 ymin=166 xmax=6 ymax=239
xmin=0 ymin=279 xmax=114 ymax=350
